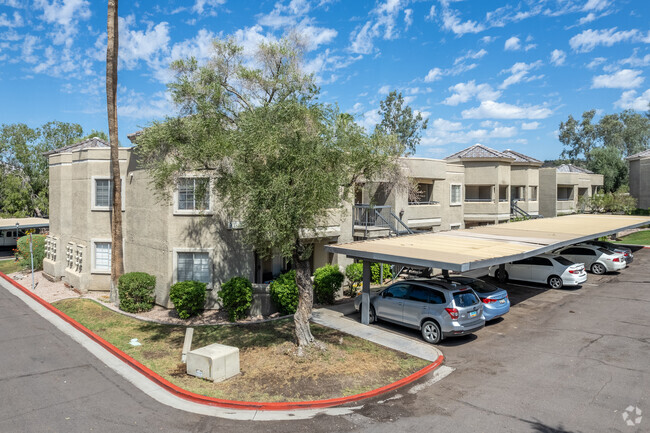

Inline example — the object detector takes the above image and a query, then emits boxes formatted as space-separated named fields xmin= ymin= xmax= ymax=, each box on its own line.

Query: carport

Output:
xmin=325 ymin=214 xmax=650 ymax=324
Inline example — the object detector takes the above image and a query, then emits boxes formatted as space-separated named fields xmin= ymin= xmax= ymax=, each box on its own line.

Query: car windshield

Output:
xmin=457 ymin=278 xmax=498 ymax=294
xmin=553 ymin=256 xmax=574 ymax=266
xmin=453 ymin=291 xmax=479 ymax=307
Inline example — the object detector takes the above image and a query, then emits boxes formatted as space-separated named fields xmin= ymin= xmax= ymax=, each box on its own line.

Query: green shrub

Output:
xmin=219 ymin=276 xmax=253 ymax=321
xmin=313 ymin=265 xmax=344 ymax=304
xmin=169 ymin=281 xmax=206 ymax=319
xmin=345 ymin=262 xmax=363 ymax=294
xmin=15 ymin=234 xmax=46 ymax=270
xmin=269 ymin=270 xmax=299 ymax=315
xmin=118 ymin=272 xmax=156 ymax=313
xmin=371 ymin=262 xmax=392 ymax=284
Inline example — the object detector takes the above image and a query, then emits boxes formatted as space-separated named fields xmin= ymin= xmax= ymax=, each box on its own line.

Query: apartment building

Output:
xmin=43 ymin=137 xmax=605 ymax=307
xmin=627 ymin=149 xmax=650 ymax=209
xmin=539 ymin=164 xmax=604 ymax=217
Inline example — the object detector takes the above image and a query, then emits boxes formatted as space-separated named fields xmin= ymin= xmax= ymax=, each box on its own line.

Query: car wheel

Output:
xmin=591 ymin=262 xmax=606 ymax=275
xmin=421 ymin=320 xmax=442 ymax=344
xmin=548 ymin=275 xmax=563 ymax=289
xmin=497 ymin=269 xmax=509 ymax=283
xmin=359 ymin=304 xmax=376 ymax=323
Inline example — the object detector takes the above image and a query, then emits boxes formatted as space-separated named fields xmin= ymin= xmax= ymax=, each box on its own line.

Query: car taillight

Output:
xmin=613 ymin=257 xmax=621 ymax=262
xmin=569 ymin=269 xmax=579 ymax=274
xmin=481 ymin=298 xmax=497 ymax=304
xmin=445 ymin=308 xmax=459 ymax=319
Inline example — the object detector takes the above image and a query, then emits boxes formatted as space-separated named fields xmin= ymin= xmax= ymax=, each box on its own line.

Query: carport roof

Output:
xmin=0 ymin=218 xmax=49 ymax=231
xmin=325 ymin=214 xmax=650 ymax=272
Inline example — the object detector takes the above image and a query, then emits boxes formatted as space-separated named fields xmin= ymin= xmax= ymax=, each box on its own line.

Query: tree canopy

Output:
xmin=136 ymin=36 xmax=403 ymax=349
xmin=0 ymin=121 xmax=91 ymax=217
xmin=559 ymin=109 xmax=650 ymax=192
xmin=377 ymin=90 xmax=428 ymax=156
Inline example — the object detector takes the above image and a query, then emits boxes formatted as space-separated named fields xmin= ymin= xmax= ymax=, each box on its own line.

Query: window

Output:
xmin=177 ymin=178 xmax=210 ymax=212
xmin=382 ymin=284 xmax=409 ymax=299
xmin=498 ymin=185 xmax=509 ymax=202
xmin=465 ymin=185 xmax=493 ymax=202
xmin=92 ymin=177 xmax=124 ymax=211
xmin=511 ymin=186 xmax=525 ymax=201
xmin=530 ymin=186 xmax=538 ymax=201
xmin=177 ymin=251 xmax=211 ymax=285
xmin=428 ymin=289 xmax=446 ymax=304
xmin=409 ymin=182 xmax=437 ymax=205
xmin=453 ymin=291 xmax=479 ymax=307
xmin=450 ymin=223 xmax=461 ymax=230
xmin=530 ymin=257 xmax=552 ymax=266
xmin=94 ymin=242 xmax=111 ymax=272
xmin=450 ymin=184 xmax=462 ymax=205
xmin=557 ymin=186 xmax=574 ymax=201
xmin=407 ymin=285 xmax=430 ymax=303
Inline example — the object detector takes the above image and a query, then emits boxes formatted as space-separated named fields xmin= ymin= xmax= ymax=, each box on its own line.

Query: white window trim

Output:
xmin=91 ymin=238 xmax=111 ymax=274
xmin=91 ymin=176 xmax=125 ymax=211
xmin=172 ymin=247 xmax=214 ymax=290
xmin=173 ymin=176 xmax=213 ymax=216
xmin=449 ymin=183 xmax=462 ymax=206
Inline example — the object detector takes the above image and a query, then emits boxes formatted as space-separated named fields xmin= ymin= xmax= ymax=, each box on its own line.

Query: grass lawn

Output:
xmin=614 ymin=229 xmax=650 ymax=245
xmin=53 ymin=299 xmax=429 ymax=402
xmin=0 ymin=259 xmax=24 ymax=275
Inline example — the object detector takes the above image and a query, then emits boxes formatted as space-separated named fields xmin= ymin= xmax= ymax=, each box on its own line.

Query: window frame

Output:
xmin=172 ymin=247 xmax=214 ymax=290
xmin=91 ymin=239 xmax=111 ymax=274
xmin=173 ymin=176 xmax=213 ymax=215
xmin=91 ymin=176 xmax=125 ymax=211
xmin=449 ymin=183 xmax=462 ymax=206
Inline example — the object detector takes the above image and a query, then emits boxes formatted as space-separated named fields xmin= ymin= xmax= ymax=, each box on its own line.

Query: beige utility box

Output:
xmin=186 ymin=343 xmax=240 ymax=382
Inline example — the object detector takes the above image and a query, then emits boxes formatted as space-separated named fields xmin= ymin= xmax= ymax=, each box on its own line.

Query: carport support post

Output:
xmin=442 ymin=269 xmax=449 ymax=278
xmin=361 ymin=261 xmax=371 ymax=325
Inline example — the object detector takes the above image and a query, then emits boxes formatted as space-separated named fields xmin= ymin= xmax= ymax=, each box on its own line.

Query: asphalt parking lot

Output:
xmin=0 ymin=247 xmax=648 ymax=432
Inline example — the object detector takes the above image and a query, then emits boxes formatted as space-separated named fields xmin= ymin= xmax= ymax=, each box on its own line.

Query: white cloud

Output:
xmin=425 ymin=5 xmax=436 ymax=21
xmin=295 ymin=24 xmax=338 ymax=51
xmin=504 ymin=36 xmax=520 ymax=50
xmin=404 ymin=9 xmax=413 ymax=31
xmin=378 ymin=85 xmax=391 ymax=94
xmin=620 ymin=51 xmax=650 ymax=67
xmin=358 ymin=108 xmax=381 ymax=132
xmin=21 ymin=34 xmax=39 ymax=63
xmin=443 ymin=80 xmax=501 ymax=106
xmin=592 ymin=69 xmax=644 ymax=89
xmin=453 ymin=48 xmax=487 ymax=65
xmin=117 ymin=16 xmax=170 ymax=70
xmin=499 ymin=61 xmax=543 ymax=89
xmin=192 ymin=0 xmax=226 ymax=15
xmin=578 ymin=12 xmax=597 ymax=25
xmin=481 ymin=35 xmax=496 ymax=44
xmin=441 ymin=8 xmax=485 ymax=35
xmin=422 ymin=118 xmax=517 ymax=147
xmin=615 ymin=89 xmax=650 ymax=111
xmin=35 ymin=0 xmax=91 ymax=47
xmin=118 ymin=88 xmax=174 ymax=120
xmin=432 ymin=118 xmax=462 ymax=131
xmin=461 ymin=100 xmax=552 ymax=119
xmin=424 ymin=67 xmax=442 ymax=82
xmin=550 ymin=49 xmax=566 ymax=66
xmin=583 ymin=0 xmax=610 ymax=12
xmin=348 ymin=0 xmax=410 ymax=54
xmin=0 ymin=11 xmax=23 ymax=27
xmin=586 ymin=56 xmax=606 ymax=68
xmin=569 ymin=27 xmax=650 ymax=53
xmin=521 ymin=121 xmax=540 ymax=130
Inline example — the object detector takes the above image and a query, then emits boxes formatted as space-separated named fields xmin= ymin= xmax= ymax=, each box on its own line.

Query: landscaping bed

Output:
xmin=53 ymin=298 xmax=429 ymax=402
xmin=614 ymin=229 xmax=650 ymax=245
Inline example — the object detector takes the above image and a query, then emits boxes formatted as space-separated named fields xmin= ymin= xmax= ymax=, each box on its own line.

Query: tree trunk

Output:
xmin=107 ymin=0 xmax=124 ymax=304
xmin=292 ymin=250 xmax=315 ymax=350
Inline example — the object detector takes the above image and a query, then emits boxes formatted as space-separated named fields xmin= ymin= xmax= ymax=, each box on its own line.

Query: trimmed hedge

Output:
xmin=169 ymin=280 xmax=206 ymax=319
xmin=118 ymin=272 xmax=156 ymax=313
xmin=16 ymin=234 xmax=46 ymax=270
xmin=219 ymin=276 xmax=253 ymax=321
xmin=269 ymin=270 xmax=299 ymax=315
xmin=345 ymin=261 xmax=392 ymax=290
xmin=313 ymin=265 xmax=344 ymax=304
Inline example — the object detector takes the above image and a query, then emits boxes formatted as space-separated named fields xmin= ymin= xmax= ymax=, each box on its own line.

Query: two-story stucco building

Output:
xmin=539 ymin=164 xmax=604 ymax=218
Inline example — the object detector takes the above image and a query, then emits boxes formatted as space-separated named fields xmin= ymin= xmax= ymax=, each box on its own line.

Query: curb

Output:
xmin=0 ymin=271 xmax=444 ymax=411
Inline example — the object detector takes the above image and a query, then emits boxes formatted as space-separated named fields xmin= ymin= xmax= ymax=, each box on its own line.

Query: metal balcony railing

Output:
xmin=465 ymin=198 xmax=493 ymax=202
xmin=353 ymin=204 xmax=413 ymax=238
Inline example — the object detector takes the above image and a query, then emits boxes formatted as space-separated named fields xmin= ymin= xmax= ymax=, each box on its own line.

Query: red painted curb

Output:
xmin=0 ymin=271 xmax=444 ymax=411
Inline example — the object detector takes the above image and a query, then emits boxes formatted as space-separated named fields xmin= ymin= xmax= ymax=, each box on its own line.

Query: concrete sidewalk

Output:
xmin=311 ymin=301 xmax=443 ymax=362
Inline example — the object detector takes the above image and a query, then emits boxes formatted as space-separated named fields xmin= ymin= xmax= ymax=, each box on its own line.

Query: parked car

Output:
xmin=582 ymin=240 xmax=633 ymax=265
xmin=353 ymin=279 xmax=485 ymax=344
xmin=554 ymin=244 xmax=626 ymax=274
xmin=436 ymin=276 xmax=509 ymax=321
xmin=488 ymin=254 xmax=587 ymax=289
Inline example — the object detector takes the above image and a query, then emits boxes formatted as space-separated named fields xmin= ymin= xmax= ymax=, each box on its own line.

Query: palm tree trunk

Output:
xmin=107 ymin=0 xmax=124 ymax=304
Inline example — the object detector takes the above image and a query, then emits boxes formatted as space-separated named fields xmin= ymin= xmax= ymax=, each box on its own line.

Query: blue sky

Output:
xmin=1 ymin=0 xmax=649 ymax=160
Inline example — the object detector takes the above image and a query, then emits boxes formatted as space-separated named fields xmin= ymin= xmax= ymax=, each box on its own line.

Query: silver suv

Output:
xmin=354 ymin=279 xmax=485 ymax=344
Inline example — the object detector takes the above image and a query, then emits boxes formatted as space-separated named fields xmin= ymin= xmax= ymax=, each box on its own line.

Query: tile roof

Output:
xmin=555 ymin=164 xmax=594 ymax=174
xmin=501 ymin=149 xmax=542 ymax=164
xmin=626 ymin=148 xmax=650 ymax=160
xmin=445 ymin=144 xmax=513 ymax=160
xmin=43 ymin=136 xmax=110 ymax=156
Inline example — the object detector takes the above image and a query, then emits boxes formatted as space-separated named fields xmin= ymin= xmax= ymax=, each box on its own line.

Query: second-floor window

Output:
xmin=178 ymin=178 xmax=210 ymax=211
xmin=409 ymin=182 xmax=436 ymax=205
xmin=95 ymin=179 xmax=111 ymax=208
xmin=450 ymin=184 xmax=462 ymax=205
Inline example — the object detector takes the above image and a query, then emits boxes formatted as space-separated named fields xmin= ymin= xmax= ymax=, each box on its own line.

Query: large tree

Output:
xmin=559 ymin=108 xmax=650 ymax=191
xmin=0 ymin=121 xmax=85 ymax=217
xmin=377 ymin=90 xmax=428 ymax=156
xmin=106 ymin=0 xmax=124 ymax=303
xmin=136 ymin=36 xmax=399 ymax=351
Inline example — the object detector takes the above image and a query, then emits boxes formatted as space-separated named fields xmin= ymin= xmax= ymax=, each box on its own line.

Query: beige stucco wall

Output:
xmin=629 ymin=158 xmax=650 ymax=209
xmin=459 ymin=160 xmax=512 ymax=224
xmin=538 ymin=168 xmax=604 ymax=217
xmin=510 ymin=165 xmax=540 ymax=215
